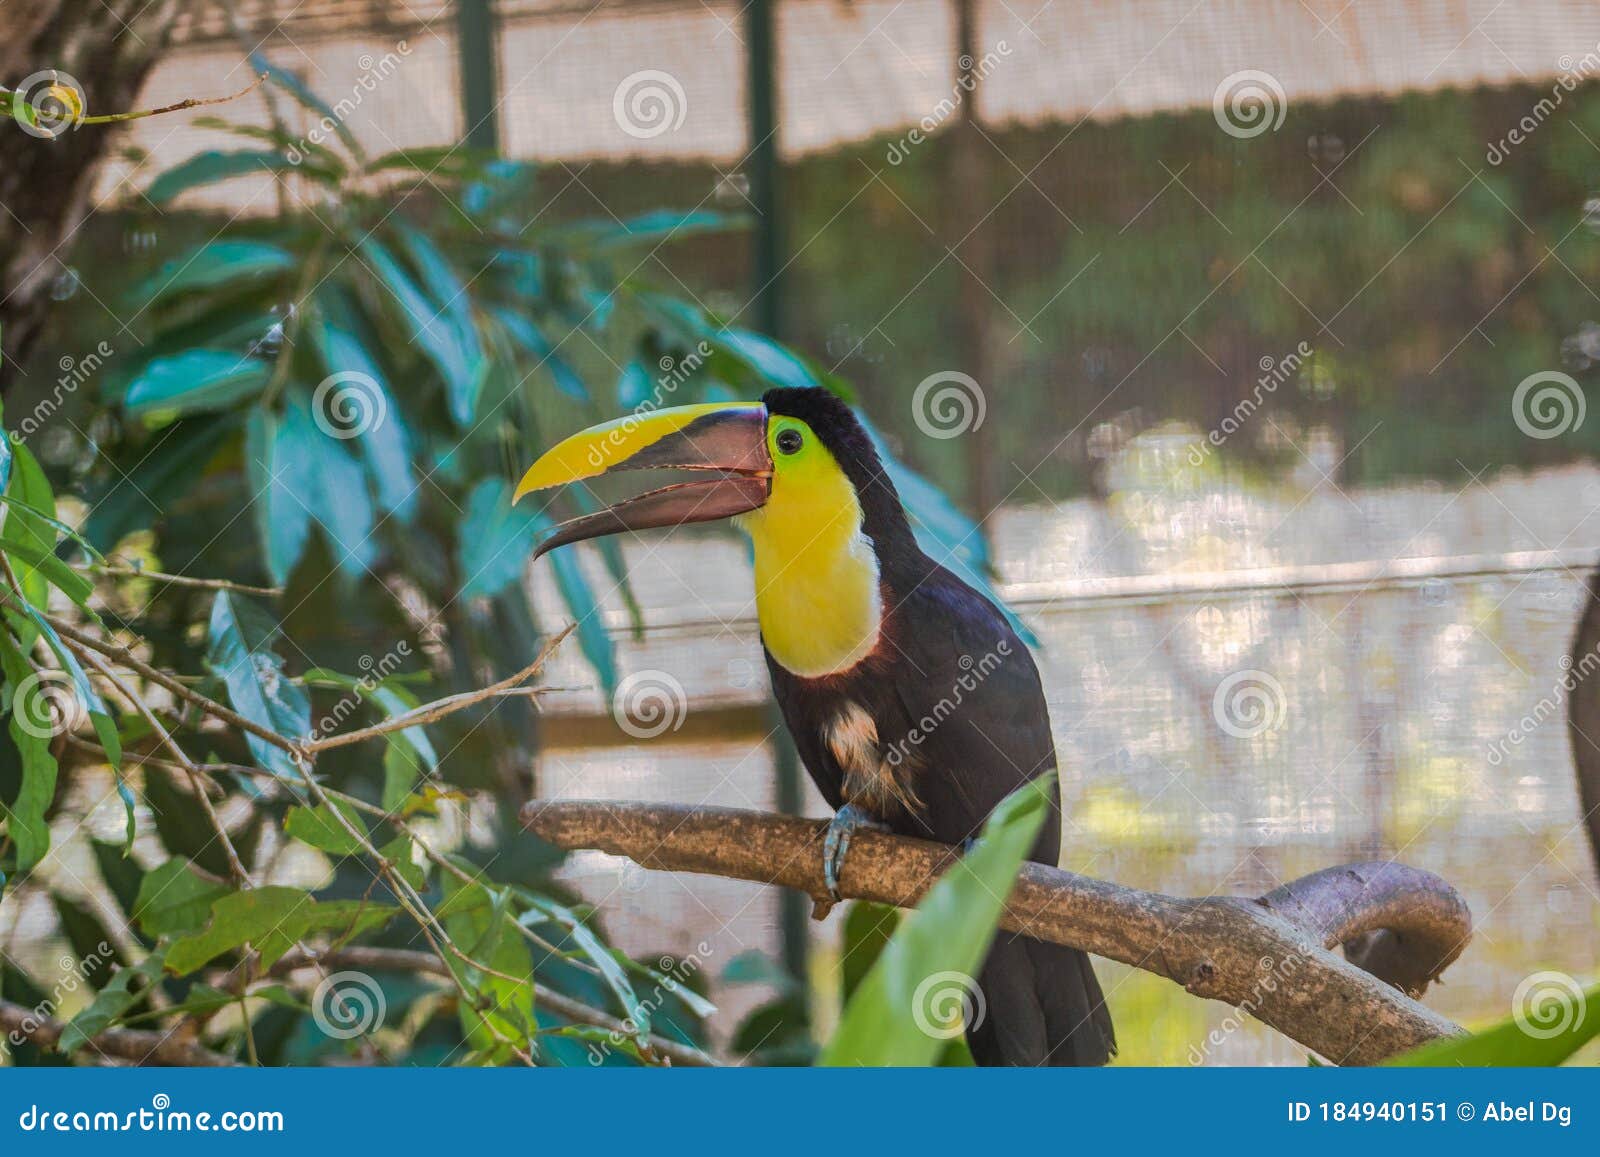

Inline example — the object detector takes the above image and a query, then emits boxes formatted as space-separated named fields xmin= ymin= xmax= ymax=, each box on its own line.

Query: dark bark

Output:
xmin=0 ymin=0 xmax=196 ymax=394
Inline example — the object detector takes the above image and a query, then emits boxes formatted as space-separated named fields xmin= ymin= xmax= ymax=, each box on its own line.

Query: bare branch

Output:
xmin=520 ymin=799 xmax=1473 ymax=1066
xmin=0 ymin=1001 xmax=237 ymax=1066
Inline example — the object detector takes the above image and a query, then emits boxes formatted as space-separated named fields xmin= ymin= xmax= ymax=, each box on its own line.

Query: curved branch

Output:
xmin=0 ymin=1000 xmax=237 ymax=1066
xmin=520 ymin=799 xmax=1472 ymax=1066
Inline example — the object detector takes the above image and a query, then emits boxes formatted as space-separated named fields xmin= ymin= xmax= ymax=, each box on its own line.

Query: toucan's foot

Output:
xmin=960 ymin=835 xmax=980 ymax=857
xmin=822 ymin=804 xmax=889 ymax=902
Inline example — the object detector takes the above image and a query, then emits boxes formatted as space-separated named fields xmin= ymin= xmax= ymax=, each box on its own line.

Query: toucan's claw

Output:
xmin=822 ymin=804 xmax=889 ymax=903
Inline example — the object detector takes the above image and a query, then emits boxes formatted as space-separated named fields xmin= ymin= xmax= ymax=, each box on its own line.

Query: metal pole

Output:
xmin=746 ymin=0 xmax=809 ymax=994
xmin=456 ymin=0 xmax=501 ymax=152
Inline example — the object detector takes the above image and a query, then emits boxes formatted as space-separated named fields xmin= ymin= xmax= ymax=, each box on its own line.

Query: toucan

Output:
xmin=515 ymin=387 xmax=1115 ymax=1066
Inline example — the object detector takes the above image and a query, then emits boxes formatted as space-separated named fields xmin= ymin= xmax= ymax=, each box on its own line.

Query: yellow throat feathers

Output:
xmin=736 ymin=433 xmax=882 ymax=677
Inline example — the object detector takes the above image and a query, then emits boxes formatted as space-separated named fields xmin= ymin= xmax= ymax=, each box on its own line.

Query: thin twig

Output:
xmin=72 ymin=643 xmax=253 ymax=887
xmin=0 ymin=1001 xmax=237 ymax=1066
xmin=300 ymin=625 xmax=574 ymax=754
xmin=98 ymin=562 xmax=283 ymax=598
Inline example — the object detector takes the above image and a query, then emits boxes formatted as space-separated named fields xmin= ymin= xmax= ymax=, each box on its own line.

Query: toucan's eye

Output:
xmin=775 ymin=428 xmax=804 ymax=455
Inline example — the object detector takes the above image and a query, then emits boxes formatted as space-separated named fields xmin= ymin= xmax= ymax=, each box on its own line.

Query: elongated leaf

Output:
xmin=252 ymin=55 xmax=362 ymax=158
xmin=307 ymin=287 xmax=416 ymax=520
xmin=145 ymin=150 xmax=301 ymax=205
xmin=204 ymin=591 xmax=311 ymax=779
xmin=458 ymin=477 xmax=537 ymax=600
xmin=138 ymin=240 xmax=295 ymax=303
xmin=359 ymin=235 xmax=481 ymax=425
xmin=124 ymin=350 xmax=270 ymax=417
xmin=0 ymin=631 xmax=59 ymax=873
xmin=165 ymin=886 xmax=397 ymax=973
xmin=57 ymin=951 xmax=166 ymax=1053
xmin=532 ymin=511 xmax=617 ymax=694
xmin=246 ymin=394 xmax=375 ymax=581
xmin=494 ymin=310 xmax=588 ymax=401
xmin=1386 ymin=979 xmax=1600 ymax=1066
xmin=819 ymin=773 xmax=1055 ymax=1066
xmin=520 ymin=894 xmax=648 ymax=1042
xmin=2 ymin=440 xmax=58 ymax=611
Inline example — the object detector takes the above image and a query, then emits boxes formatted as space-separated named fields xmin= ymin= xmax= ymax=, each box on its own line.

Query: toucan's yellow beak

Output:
xmin=514 ymin=402 xmax=771 ymax=559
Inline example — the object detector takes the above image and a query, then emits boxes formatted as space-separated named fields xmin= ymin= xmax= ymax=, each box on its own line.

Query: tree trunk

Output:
xmin=0 ymin=0 xmax=195 ymax=394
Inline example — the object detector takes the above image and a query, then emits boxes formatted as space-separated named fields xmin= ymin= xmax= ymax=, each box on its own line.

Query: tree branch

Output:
xmin=520 ymin=799 xmax=1473 ymax=1066
xmin=0 ymin=1001 xmax=237 ymax=1066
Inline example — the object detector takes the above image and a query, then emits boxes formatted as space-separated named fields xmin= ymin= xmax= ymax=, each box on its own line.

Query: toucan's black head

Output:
xmin=761 ymin=387 xmax=921 ymax=571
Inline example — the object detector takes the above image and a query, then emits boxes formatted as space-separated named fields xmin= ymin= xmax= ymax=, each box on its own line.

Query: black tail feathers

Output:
xmin=966 ymin=934 xmax=1115 ymax=1067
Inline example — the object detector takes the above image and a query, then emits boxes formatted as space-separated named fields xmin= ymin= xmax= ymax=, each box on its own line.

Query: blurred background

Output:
xmin=4 ymin=0 xmax=1600 ymax=1064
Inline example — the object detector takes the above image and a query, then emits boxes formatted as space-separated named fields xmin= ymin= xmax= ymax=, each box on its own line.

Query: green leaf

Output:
xmin=133 ymin=859 xmax=231 ymax=937
xmin=138 ymin=240 xmax=295 ymax=303
xmin=2 ymin=439 xmax=59 ymax=610
xmin=124 ymin=350 xmax=270 ymax=417
xmin=82 ymin=414 xmax=239 ymax=550
xmin=0 ymin=632 xmax=59 ymax=872
xmin=57 ymin=951 xmax=166 ymax=1054
xmin=819 ymin=773 xmax=1055 ymax=1066
xmin=438 ymin=868 xmax=537 ymax=1057
xmin=252 ymin=55 xmax=362 ymax=158
xmin=244 ymin=395 xmax=374 ymax=582
xmin=145 ymin=150 xmax=301 ymax=205
xmin=520 ymin=893 xmax=648 ymax=1042
xmin=165 ymin=886 xmax=397 ymax=974
xmin=358 ymin=235 xmax=481 ymax=426
xmin=1386 ymin=979 xmax=1600 ymax=1066
xmin=379 ymin=834 xmax=426 ymax=891
xmin=284 ymin=800 xmax=367 ymax=857
xmin=532 ymin=511 xmax=618 ymax=694
xmin=458 ymin=477 xmax=537 ymax=600
xmin=204 ymin=591 xmax=311 ymax=779
xmin=307 ymin=286 xmax=416 ymax=520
